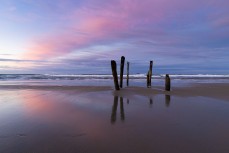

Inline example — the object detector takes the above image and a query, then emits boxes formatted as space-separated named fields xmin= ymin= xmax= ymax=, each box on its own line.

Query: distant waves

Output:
xmin=0 ymin=74 xmax=229 ymax=81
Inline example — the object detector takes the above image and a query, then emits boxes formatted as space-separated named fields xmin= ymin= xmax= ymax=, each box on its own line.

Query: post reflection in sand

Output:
xmin=120 ymin=97 xmax=125 ymax=121
xmin=111 ymin=96 xmax=125 ymax=124
xmin=127 ymin=99 xmax=129 ymax=104
xmin=165 ymin=95 xmax=171 ymax=107
xmin=111 ymin=96 xmax=118 ymax=124
xmin=111 ymin=94 xmax=172 ymax=124
xmin=149 ymin=98 xmax=153 ymax=108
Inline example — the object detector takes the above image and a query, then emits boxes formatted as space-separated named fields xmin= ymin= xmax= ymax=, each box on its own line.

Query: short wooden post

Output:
xmin=147 ymin=71 xmax=150 ymax=88
xmin=165 ymin=74 xmax=171 ymax=91
xmin=126 ymin=62 xmax=129 ymax=86
xmin=120 ymin=56 xmax=125 ymax=88
xmin=111 ymin=60 xmax=120 ymax=90
xmin=149 ymin=61 xmax=153 ymax=87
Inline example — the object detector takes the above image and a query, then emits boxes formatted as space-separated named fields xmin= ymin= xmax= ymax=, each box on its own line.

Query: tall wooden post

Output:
xmin=165 ymin=74 xmax=171 ymax=91
xmin=111 ymin=60 xmax=120 ymax=90
xmin=120 ymin=56 xmax=125 ymax=88
xmin=149 ymin=61 xmax=153 ymax=87
xmin=126 ymin=62 xmax=129 ymax=86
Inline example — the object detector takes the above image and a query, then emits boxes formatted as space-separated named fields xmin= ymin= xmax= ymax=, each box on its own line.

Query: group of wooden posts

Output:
xmin=111 ymin=56 xmax=171 ymax=91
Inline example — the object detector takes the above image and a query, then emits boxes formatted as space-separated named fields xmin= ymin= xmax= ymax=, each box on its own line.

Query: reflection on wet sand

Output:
xmin=111 ymin=94 xmax=172 ymax=123
xmin=1 ymin=88 xmax=229 ymax=153
xmin=165 ymin=95 xmax=171 ymax=107
xmin=149 ymin=98 xmax=153 ymax=108
xmin=111 ymin=96 xmax=125 ymax=124
xmin=111 ymin=96 xmax=118 ymax=124
xmin=120 ymin=97 xmax=125 ymax=121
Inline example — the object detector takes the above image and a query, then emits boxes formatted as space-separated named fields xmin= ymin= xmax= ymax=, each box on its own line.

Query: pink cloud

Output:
xmin=22 ymin=0 xmax=229 ymax=60
xmin=22 ymin=11 xmax=127 ymax=59
xmin=23 ymin=16 xmax=127 ymax=60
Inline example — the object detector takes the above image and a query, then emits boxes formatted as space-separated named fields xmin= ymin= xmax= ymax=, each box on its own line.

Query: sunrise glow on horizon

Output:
xmin=0 ymin=0 xmax=228 ymax=74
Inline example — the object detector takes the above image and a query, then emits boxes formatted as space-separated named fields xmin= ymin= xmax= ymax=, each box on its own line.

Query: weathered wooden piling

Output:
xmin=111 ymin=60 xmax=120 ymax=90
xmin=126 ymin=62 xmax=129 ymax=86
xmin=120 ymin=56 xmax=125 ymax=88
xmin=147 ymin=71 xmax=150 ymax=88
xmin=149 ymin=61 xmax=153 ymax=87
xmin=165 ymin=74 xmax=171 ymax=91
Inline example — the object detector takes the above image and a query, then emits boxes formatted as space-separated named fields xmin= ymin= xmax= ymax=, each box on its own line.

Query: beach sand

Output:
xmin=0 ymin=83 xmax=229 ymax=153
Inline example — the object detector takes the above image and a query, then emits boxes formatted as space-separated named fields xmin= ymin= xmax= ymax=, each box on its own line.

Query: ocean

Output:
xmin=0 ymin=74 xmax=229 ymax=87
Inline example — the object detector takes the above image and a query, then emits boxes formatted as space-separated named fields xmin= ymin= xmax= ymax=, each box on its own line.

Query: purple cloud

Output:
xmin=1 ymin=0 xmax=228 ymax=74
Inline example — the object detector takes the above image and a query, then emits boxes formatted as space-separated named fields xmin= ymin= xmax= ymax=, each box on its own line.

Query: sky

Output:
xmin=0 ymin=0 xmax=228 ymax=74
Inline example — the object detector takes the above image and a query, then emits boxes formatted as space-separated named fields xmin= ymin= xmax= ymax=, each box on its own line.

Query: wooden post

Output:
xmin=149 ymin=61 xmax=153 ymax=87
xmin=111 ymin=60 xmax=120 ymax=90
xmin=165 ymin=74 xmax=171 ymax=91
xmin=147 ymin=71 xmax=150 ymax=88
xmin=126 ymin=62 xmax=129 ymax=86
xmin=120 ymin=56 xmax=125 ymax=88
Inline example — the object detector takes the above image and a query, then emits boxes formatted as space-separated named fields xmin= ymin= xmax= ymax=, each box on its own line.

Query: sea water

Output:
xmin=0 ymin=74 xmax=229 ymax=87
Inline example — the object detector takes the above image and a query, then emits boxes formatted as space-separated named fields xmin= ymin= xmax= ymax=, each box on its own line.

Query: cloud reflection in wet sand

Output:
xmin=0 ymin=89 xmax=228 ymax=153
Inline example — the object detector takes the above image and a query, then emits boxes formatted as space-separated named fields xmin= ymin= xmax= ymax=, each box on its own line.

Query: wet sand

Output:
xmin=0 ymin=83 xmax=229 ymax=153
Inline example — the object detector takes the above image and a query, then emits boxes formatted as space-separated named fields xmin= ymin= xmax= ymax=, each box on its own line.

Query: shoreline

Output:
xmin=0 ymin=82 xmax=228 ymax=101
